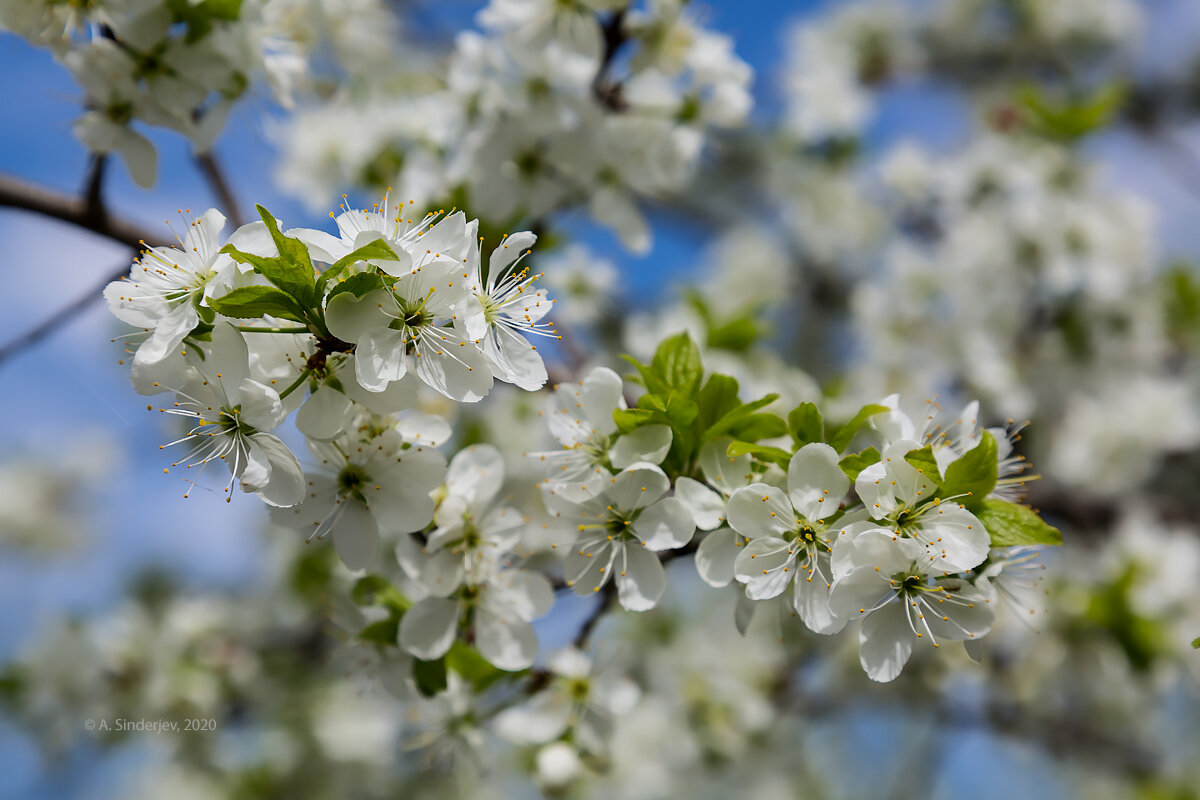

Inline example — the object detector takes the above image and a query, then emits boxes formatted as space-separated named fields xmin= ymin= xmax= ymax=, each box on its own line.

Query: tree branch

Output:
xmin=0 ymin=171 xmax=159 ymax=250
xmin=0 ymin=259 xmax=132 ymax=367
xmin=573 ymin=581 xmax=617 ymax=649
xmin=194 ymin=150 xmax=245 ymax=227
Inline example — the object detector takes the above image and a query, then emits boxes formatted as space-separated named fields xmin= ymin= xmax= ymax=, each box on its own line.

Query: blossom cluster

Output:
xmin=0 ymin=0 xmax=316 ymax=186
xmin=536 ymin=335 xmax=1059 ymax=682
xmin=277 ymin=0 xmax=753 ymax=252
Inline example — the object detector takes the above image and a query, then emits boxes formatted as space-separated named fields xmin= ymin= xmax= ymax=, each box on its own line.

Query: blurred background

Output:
xmin=1 ymin=0 xmax=1198 ymax=798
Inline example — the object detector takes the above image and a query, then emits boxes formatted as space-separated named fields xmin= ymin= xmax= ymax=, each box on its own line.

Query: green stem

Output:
xmin=234 ymin=325 xmax=311 ymax=334
xmin=278 ymin=367 xmax=312 ymax=400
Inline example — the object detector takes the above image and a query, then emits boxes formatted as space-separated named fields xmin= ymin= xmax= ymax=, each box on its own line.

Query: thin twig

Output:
xmin=573 ymin=582 xmax=617 ymax=649
xmin=0 ymin=171 xmax=159 ymax=250
xmin=0 ymin=259 xmax=132 ymax=367
xmin=194 ymin=150 xmax=245 ymax=227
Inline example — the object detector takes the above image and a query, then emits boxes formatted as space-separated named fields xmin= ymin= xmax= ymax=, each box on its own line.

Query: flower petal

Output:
xmin=609 ymin=424 xmax=672 ymax=469
xmin=615 ymin=543 xmax=666 ymax=612
xmin=695 ymin=528 xmax=739 ymax=587
xmin=398 ymin=597 xmax=459 ymax=661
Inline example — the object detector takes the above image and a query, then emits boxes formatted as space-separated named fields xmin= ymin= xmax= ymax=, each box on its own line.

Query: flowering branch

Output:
xmin=194 ymin=150 xmax=246 ymax=228
xmin=0 ymin=171 xmax=159 ymax=250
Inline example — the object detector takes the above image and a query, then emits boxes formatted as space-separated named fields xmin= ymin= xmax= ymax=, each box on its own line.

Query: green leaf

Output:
xmin=317 ymin=238 xmax=400 ymax=295
xmin=903 ymin=445 xmax=943 ymax=486
xmin=1016 ymin=82 xmax=1126 ymax=143
xmin=651 ymin=332 xmax=703 ymax=394
xmin=205 ymin=0 xmax=242 ymax=20
xmin=829 ymin=403 xmax=888 ymax=453
xmin=208 ymin=286 xmax=307 ymax=323
xmin=620 ymin=354 xmax=668 ymax=395
xmin=727 ymin=441 xmax=791 ymax=469
xmin=351 ymin=574 xmax=412 ymax=615
xmin=1192 ymin=637 xmax=1200 ymax=650
xmin=360 ymin=618 xmax=399 ymax=646
xmin=326 ymin=271 xmax=386 ymax=302
xmin=639 ymin=391 xmax=699 ymax=430
xmin=446 ymin=642 xmax=518 ymax=687
xmin=976 ymin=499 xmax=1063 ymax=547
xmin=696 ymin=373 xmax=741 ymax=430
xmin=613 ymin=407 xmax=657 ymax=434
xmin=727 ymin=413 xmax=788 ymax=442
xmin=942 ymin=430 xmax=998 ymax=508
xmin=413 ymin=657 xmax=448 ymax=697
xmin=248 ymin=204 xmax=316 ymax=305
xmin=703 ymin=393 xmax=780 ymax=441
xmin=788 ymin=402 xmax=824 ymax=446
xmin=839 ymin=447 xmax=880 ymax=482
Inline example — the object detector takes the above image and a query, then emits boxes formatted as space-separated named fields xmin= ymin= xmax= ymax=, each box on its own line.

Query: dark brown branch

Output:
xmin=573 ymin=581 xmax=617 ymax=649
xmin=0 ymin=259 xmax=132 ymax=367
xmin=0 ymin=171 xmax=159 ymax=250
xmin=194 ymin=150 xmax=245 ymax=227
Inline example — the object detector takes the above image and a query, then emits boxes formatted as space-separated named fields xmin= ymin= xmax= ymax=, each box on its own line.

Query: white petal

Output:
xmin=446 ymin=444 xmax=505 ymax=511
xmin=699 ymin=437 xmax=756 ymax=494
xmin=487 ymin=570 xmax=555 ymax=622
xmin=486 ymin=328 xmax=547 ymax=391
xmin=726 ymin=484 xmax=795 ymax=539
xmin=793 ymin=555 xmax=844 ymax=634
xmin=414 ymin=339 xmax=493 ymax=402
xmin=368 ymin=446 xmax=447 ymax=533
xmin=295 ymin=386 xmax=355 ymax=441
xmin=632 ymin=497 xmax=695 ymax=551
xmin=325 ymin=288 xmax=394 ymax=345
xmin=494 ymin=692 xmax=572 ymax=745
xmin=615 ymin=543 xmax=666 ymax=612
xmin=911 ymin=504 xmax=990 ymax=572
xmin=673 ymin=477 xmax=726 ymax=530
xmin=858 ymin=599 xmax=913 ymax=683
xmin=607 ymin=463 xmax=670 ymax=511
xmin=137 ymin=301 xmax=197 ymax=364
xmin=355 ymin=327 xmax=408 ymax=392
xmin=734 ymin=591 xmax=757 ymax=635
xmin=475 ymin=609 xmax=539 ymax=671
xmin=246 ymin=433 xmax=305 ymax=508
xmin=695 ymin=528 xmax=739 ymax=587
xmin=489 ymin=231 xmax=537 ymax=275
xmin=733 ymin=537 xmax=794 ymax=600
xmin=398 ymin=598 xmax=459 ymax=661
xmin=329 ymin=499 xmax=380 ymax=571
xmin=609 ymin=424 xmax=672 ymax=469
xmin=236 ymin=379 xmax=285 ymax=432
xmin=581 ymin=367 xmax=624 ymax=436
xmin=787 ymin=443 xmax=849 ymax=523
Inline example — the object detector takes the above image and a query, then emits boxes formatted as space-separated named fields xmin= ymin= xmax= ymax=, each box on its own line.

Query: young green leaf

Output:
xmin=412 ymin=657 xmax=448 ymax=697
xmin=317 ymin=238 xmax=400 ymax=295
xmin=251 ymin=204 xmax=317 ymax=305
xmin=942 ymin=430 xmax=998 ymax=507
xmin=903 ymin=445 xmax=943 ymax=486
xmin=446 ymin=642 xmax=519 ymax=687
xmin=208 ymin=286 xmax=307 ymax=323
xmin=727 ymin=412 xmax=788 ymax=442
xmin=613 ymin=407 xmax=658 ymax=434
xmin=839 ymin=447 xmax=880 ymax=481
xmin=788 ymin=402 xmax=824 ymax=446
xmin=727 ymin=440 xmax=792 ymax=469
xmin=696 ymin=373 xmax=741 ymax=430
xmin=326 ymin=271 xmax=386 ymax=302
xmin=651 ymin=332 xmax=703 ymax=394
xmin=829 ymin=403 xmax=888 ymax=453
xmin=976 ymin=499 xmax=1063 ymax=547
xmin=703 ymin=393 xmax=780 ymax=441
